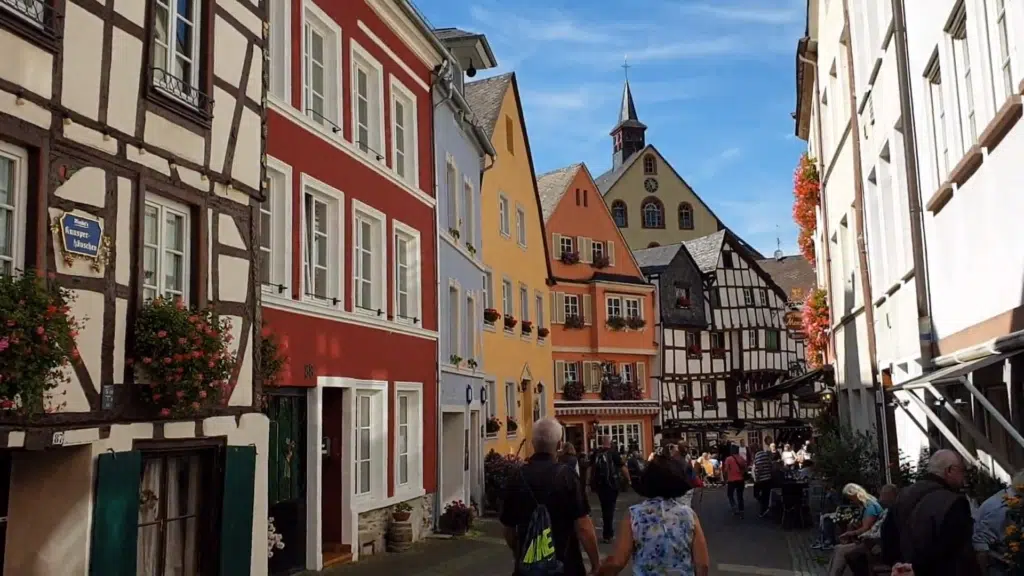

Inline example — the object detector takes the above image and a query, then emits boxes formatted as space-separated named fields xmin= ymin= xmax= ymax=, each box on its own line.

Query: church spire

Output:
xmin=611 ymin=56 xmax=647 ymax=169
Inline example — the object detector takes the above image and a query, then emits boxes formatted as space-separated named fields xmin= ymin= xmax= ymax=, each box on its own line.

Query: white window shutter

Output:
xmin=553 ymin=233 xmax=562 ymax=256
xmin=636 ymin=361 xmax=646 ymax=392
xmin=582 ymin=294 xmax=592 ymax=325
xmin=556 ymin=292 xmax=566 ymax=323
xmin=582 ymin=361 xmax=593 ymax=391
xmin=579 ymin=238 xmax=591 ymax=263
xmin=555 ymin=361 xmax=565 ymax=392
xmin=576 ymin=236 xmax=586 ymax=258
xmin=550 ymin=292 xmax=558 ymax=324
xmin=607 ymin=241 xmax=615 ymax=266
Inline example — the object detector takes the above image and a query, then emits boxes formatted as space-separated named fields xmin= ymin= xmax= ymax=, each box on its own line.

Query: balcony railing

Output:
xmin=151 ymin=67 xmax=212 ymax=113
xmin=1 ymin=0 xmax=56 ymax=36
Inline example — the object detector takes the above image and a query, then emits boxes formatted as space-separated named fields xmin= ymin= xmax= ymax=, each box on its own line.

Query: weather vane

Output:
xmin=622 ymin=55 xmax=630 ymax=81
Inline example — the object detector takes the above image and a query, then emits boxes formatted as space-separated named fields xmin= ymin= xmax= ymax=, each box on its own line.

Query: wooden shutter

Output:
xmin=220 ymin=446 xmax=257 ymax=576
xmin=555 ymin=360 xmax=565 ymax=392
xmin=576 ymin=236 xmax=586 ymax=259
xmin=582 ymin=294 xmax=592 ymax=325
xmin=580 ymin=238 xmax=593 ymax=263
xmin=555 ymin=292 xmax=567 ymax=323
xmin=636 ymin=361 xmax=647 ymax=393
xmin=89 ymin=450 xmax=142 ymax=576
xmin=553 ymin=233 xmax=563 ymax=257
xmin=607 ymin=241 xmax=615 ymax=266
xmin=582 ymin=361 xmax=593 ymax=391
xmin=550 ymin=292 xmax=558 ymax=324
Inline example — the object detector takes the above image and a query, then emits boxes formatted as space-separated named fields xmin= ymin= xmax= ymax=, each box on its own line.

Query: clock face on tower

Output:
xmin=644 ymin=178 xmax=659 ymax=193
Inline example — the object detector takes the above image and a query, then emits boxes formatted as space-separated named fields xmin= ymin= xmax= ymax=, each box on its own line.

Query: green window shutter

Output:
xmin=220 ymin=445 xmax=257 ymax=576
xmin=89 ymin=450 xmax=142 ymax=576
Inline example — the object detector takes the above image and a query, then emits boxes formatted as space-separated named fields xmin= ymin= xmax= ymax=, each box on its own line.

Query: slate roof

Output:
xmin=682 ymin=230 xmax=727 ymax=273
xmin=536 ymin=164 xmax=582 ymax=221
xmin=631 ymin=243 xmax=683 ymax=271
xmin=463 ymin=73 xmax=513 ymax=140
xmin=434 ymin=27 xmax=481 ymax=41
xmin=595 ymin=150 xmax=643 ymax=195
xmin=613 ymin=79 xmax=646 ymax=133
xmin=757 ymin=255 xmax=816 ymax=302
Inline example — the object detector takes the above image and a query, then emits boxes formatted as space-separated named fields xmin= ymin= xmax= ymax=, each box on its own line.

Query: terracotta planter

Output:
xmin=392 ymin=511 xmax=411 ymax=522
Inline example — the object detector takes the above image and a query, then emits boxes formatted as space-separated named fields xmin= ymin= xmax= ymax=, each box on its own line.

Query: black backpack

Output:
xmin=593 ymin=450 xmax=616 ymax=489
xmin=516 ymin=466 xmax=565 ymax=576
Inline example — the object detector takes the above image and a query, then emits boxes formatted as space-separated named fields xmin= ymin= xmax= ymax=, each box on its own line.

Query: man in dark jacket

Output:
xmin=881 ymin=449 xmax=980 ymax=576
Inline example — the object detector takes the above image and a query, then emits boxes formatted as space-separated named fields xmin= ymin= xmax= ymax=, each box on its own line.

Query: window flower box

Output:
xmin=448 ymin=227 xmax=460 ymax=240
xmin=465 ymin=242 xmax=476 ymax=255
xmin=537 ymin=327 xmax=550 ymax=339
xmin=504 ymin=315 xmax=518 ymax=330
xmin=677 ymin=399 xmax=694 ymax=411
xmin=559 ymin=251 xmax=580 ymax=265
xmin=449 ymin=354 xmax=462 ymax=366
xmin=601 ymin=379 xmax=643 ymax=401
xmin=562 ymin=380 xmax=584 ymax=401
xmin=506 ymin=417 xmax=519 ymax=433
xmin=702 ymin=395 xmax=715 ymax=405
xmin=626 ymin=315 xmax=646 ymax=330
xmin=675 ymin=297 xmax=691 ymax=309
xmin=521 ymin=320 xmax=533 ymax=335
xmin=710 ymin=347 xmax=726 ymax=359
xmin=592 ymin=254 xmax=610 ymax=269
xmin=485 ymin=416 xmax=502 ymax=435
xmin=564 ymin=315 xmax=585 ymax=329
xmin=467 ymin=358 xmax=478 ymax=370
xmin=606 ymin=315 xmax=626 ymax=331
xmin=687 ymin=345 xmax=702 ymax=358
xmin=483 ymin=308 xmax=501 ymax=324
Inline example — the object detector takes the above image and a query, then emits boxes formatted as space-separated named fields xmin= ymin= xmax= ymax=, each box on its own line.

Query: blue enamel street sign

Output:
xmin=59 ymin=212 xmax=103 ymax=259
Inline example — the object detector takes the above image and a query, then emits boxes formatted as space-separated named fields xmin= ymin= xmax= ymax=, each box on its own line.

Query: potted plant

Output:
xmin=605 ymin=315 xmax=626 ymax=331
xmin=133 ymin=297 xmax=235 ymax=417
xmin=537 ymin=327 xmax=550 ymax=338
xmin=267 ymin=517 xmax=286 ymax=558
xmin=439 ymin=500 xmax=473 ymax=536
xmin=506 ymin=417 xmax=519 ymax=433
xmin=592 ymin=254 xmax=610 ymax=269
xmin=485 ymin=416 xmax=502 ymax=435
xmin=565 ymin=315 xmax=585 ymax=329
xmin=484 ymin=451 xmax=523 ymax=512
xmin=521 ymin=320 xmax=533 ymax=335
xmin=702 ymin=395 xmax=715 ymax=405
xmin=675 ymin=296 xmax=691 ymax=308
xmin=678 ymin=398 xmax=693 ymax=411
xmin=562 ymin=380 xmax=584 ymax=401
xmin=626 ymin=315 xmax=646 ymax=330
xmin=467 ymin=358 xmax=478 ymax=370
xmin=448 ymin=227 xmax=461 ymax=240
xmin=465 ymin=242 xmax=476 ymax=255
xmin=483 ymin=308 xmax=501 ymax=325
xmin=504 ymin=315 xmax=518 ymax=330
xmin=687 ymin=344 xmax=702 ymax=357
xmin=710 ymin=347 xmax=726 ymax=359
xmin=392 ymin=501 xmax=413 ymax=522
xmin=449 ymin=354 xmax=462 ymax=366
xmin=559 ymin=251 xmax=580 ymax=265
xmin=0 ymin=270 xmax=82 ymax=415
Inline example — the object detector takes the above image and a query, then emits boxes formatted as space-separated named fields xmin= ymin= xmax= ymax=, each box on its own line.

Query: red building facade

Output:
xmin=261 ymin=0 xmax=444 ymax=571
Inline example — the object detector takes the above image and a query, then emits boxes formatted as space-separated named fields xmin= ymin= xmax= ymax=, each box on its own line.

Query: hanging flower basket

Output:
xmin=560 ymin=251 xmax=580 ymax=265
xmin=483 ymin=308 xmax=501 ymax=324
xmin=0 ymin=270 xmax=82 ymax=415
xmin=132 ymin=297 xmax=235 ymax=417
xmin=562 ymin=380 xmax=584 ymax=401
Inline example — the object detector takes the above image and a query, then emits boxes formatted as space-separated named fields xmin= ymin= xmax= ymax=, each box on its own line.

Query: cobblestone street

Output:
xmin=314 ymin=485 xmax=829 ymax=575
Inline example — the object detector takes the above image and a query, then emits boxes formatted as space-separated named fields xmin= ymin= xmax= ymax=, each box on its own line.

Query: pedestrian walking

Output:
xmin=723 ymin=444 xmax=748 ymax=517
xmin=590 ymin=435 xmax=631 ymax=543
xmin=559 ymin=442 xmax=580 ymax=476
xmin=881 ymin=449 xmax=980 ymax=576
xmin=597 ymin=450 xmax=710 ymax=575
xmin=751 ymin=442 xmax=774 ymax=517
xmin=501 ymin=418 xmax=601 ymax=576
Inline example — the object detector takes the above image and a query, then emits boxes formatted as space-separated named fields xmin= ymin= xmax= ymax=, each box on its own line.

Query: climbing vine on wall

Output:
xmin=803 ymin=288 xmax=830 ymax=368
xmin=793 ymin=153 xmax=820 ymax=265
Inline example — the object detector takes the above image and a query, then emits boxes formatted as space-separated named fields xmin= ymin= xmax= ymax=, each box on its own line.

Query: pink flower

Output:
xmin=208 ymin=361 xmax=215 ymax=368
xmin=157 ymin=330 xmax=167 ymax=338
xmin=162 ymin=357 xmax=172 ymax=364
xmin=176 ymin=390 xmax=185 ymax=399
xmin=125 ymin=358 xmax=134 ymax=366
xmin=175 ymin=299 xmax=185 ymax=310
xmin=191 ymin=402 xmax=200 ymax=410
xmin=36 ymin=326 xmax=44 ymax=335
xmin=0 ymin=338 xmax=8 ymax=353
xmin=178 ymin=337 xmax=187 ymax=345
xmin=71 ymin=348 xmax=80 ymax=359
xmin=198 ymin=390 xmax=207 ymax=399
xmin=5 ymin=320 xmax=14 ymax=327
xmin=152 ymin=393 xmax=161 ymax=401
xmin=142 ymin=357 xmax=152 ymax=364
xmin=159 ymin=408 xmax=171 ymax=417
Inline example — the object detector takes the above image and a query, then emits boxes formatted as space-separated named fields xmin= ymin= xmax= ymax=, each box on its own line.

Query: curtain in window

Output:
xmin=138 ymin=459 xmax=162 ymax=575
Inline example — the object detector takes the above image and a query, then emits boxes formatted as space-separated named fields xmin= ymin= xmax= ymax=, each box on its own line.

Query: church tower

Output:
xmin=611 ymin=78 xmax=647 ymax=169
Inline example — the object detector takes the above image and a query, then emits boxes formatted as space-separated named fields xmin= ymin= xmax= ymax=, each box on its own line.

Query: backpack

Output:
xmin=516 ymin=466 xmax=566 ymax=576
xmin=593 ymin=450 xmax=616 ymax=490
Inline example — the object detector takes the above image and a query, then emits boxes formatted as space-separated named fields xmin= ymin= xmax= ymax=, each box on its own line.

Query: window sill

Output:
xmin=440 ymin=233 xmax=484 ymax=270
xmin=537 ymin=337 xmax=546 ymax=346
xmin=485 ymin=433 xmax=499 ymax=440
xmin=503 ymin=328 xmax=515 ymax=337
xmin=352 ymin=486 xmax=426 ymax=514
xmin=521 ymin=333 xmax=534 ymax=342
xmin=441 ymin=364 xmax=481 ymax=378
xmin=0 ymin=8 xmax=58 ymax=53
xmin=268 ymin=97 xmax=435 ymax=208
xmin=263 ymin=295 xmax=438 ymax=340
xmin=483 ymin=323 xmax=496 ymax=332
xmin=146 ymin=82 xmax=213 ymax=131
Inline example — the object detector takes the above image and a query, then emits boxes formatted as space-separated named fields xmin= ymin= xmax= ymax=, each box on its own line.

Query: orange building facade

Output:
xmin=537 ymin=164 xmax=660 ymax=455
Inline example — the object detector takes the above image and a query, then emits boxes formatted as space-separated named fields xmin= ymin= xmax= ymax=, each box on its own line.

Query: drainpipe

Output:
xmin=840 ymin=0 xmax=890 ymax=477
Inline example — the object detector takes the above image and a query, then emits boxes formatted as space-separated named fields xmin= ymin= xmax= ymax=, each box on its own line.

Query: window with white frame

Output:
xmin=757 ymin=288 xmax=768 ymax=306
xmin=925 ymin=58 xmax=950 ymax=184
xmin=515 ymin=205 xmax=526 ymax=246
xmin=624 ymin=297 xmax=641 ymax=319
xmin=268 ymin=0 xmax=290 ymax=101
xmin=946 ymin=5 xmax=976 ymax=148
xmin=0 ymin=142 xmax=28 ymax=276
xmin=302 ymin=182 xmax=341 ymax=303
xmin=149 ymin=0 xmax=204 ymax=108
xmin=142 ymin=196 xmax=190 ymax=302
xmin=748 ymin=330 xmax=758 ymax=348
xmin=446 ymin=160 xmax=458 ymax=231
xmin=519 ymin=284 xmax=529 ymax=323
xmin=592 ymin=240 xmax=605 ymax=262
xmin=621 ymin=363 xmax=636 ymax=384
xmin=355 ymin=393 xmax=373 ymax=495
xmin=988 ymin=0 xmax=1015 ymax=102
xmin=535 ymin=292 xmax=545 ymax=330
xmin=485 ymin=380 xmax=497 ymax=421
xmin=502 ymin=279 xmax=513 ymax=317
xmin=448 ymin=285 xmax=460 ymax=360
xmin=505 ymin=381 xmax=517 ymax=427
xmin=396 ymin=392 xmax=413 ymax=486
xmin=483 ymin=271 xmax=494 ymax=308
xmin=390 ymin=79 xmax=417 ymax=185
xmin=498 ymin=194 xmax=510 ymax=237
xmin=563 ymin=362 xmax=579 ymax=385
xmin=742 ymin=288 xmax=753 ymax=306
xmin=606 ymin=296 xmax=622 ymax=318
xmin=465 ymin=294 xmax=476 ymax=360
xmin=564 ymin=294 xmax=580 ymax=319
xmin=351 ymin=43 xmax=383 ymax=157
xmin=597 ymin=423 xmax=642 ymax=453
xmin=461 ymin=178 xmax=474 ymax=248
xmin=393 ymin=223 xmax=420 ymax=321
xmin=559 ymin=236 xmax=574 ymax=257
xmin=261 ymin=163 xmax=290 ymax=290
xmin=353 ymin=204 xmax=385 ymax=312
xmin=302 ymin=7 xmax=339 ymax=128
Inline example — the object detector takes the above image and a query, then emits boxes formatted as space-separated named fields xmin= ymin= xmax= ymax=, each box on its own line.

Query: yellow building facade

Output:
xmin=465 ymin=73 xmax=555 ymax=457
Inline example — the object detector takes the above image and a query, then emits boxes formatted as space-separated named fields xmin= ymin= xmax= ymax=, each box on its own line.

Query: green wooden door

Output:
xmin=219 ymin=445 xmax=256 ymax=576
xmin=89 ymin=450 xmax=142 ymax=576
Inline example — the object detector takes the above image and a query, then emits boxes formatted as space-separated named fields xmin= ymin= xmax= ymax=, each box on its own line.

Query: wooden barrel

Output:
xmin=386 ymin=521 xmax=414 ymax=553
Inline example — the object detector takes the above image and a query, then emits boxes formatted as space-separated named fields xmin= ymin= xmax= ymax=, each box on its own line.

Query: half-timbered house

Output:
xmin=634 ymin=231 xmax=812 ymax=452
xmin=261 ymin=0 xmax=446 ymax=570
xmin=0 ymin=0 xmax=269 ymax=573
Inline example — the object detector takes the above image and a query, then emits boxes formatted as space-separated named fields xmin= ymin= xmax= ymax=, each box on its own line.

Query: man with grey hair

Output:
xmin=881 ymin=449 xmax=979 ymax=575
xmin=972 ymin=468 xmax=1024 ymax=574
xmin=500 ymin=418 xmax=600 ymax=575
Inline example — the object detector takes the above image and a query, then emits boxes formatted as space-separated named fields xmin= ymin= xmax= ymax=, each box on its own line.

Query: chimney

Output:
xmin=774 ymin=249 xmax=784 ymax=261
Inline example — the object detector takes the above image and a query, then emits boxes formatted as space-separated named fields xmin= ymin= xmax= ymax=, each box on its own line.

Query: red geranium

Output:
xmin=793 ymin=153 xmax=820 ymax=265
xmin=803 ymin=288 xmax=831 ymax=368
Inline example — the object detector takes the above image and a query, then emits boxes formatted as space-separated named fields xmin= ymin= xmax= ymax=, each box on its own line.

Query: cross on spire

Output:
xmin=622 ymin=55 xmax=630 ymax=81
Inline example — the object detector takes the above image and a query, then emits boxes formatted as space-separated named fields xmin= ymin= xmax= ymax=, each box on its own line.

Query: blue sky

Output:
xmin=414 ymin=0 xmax=808 ymax=255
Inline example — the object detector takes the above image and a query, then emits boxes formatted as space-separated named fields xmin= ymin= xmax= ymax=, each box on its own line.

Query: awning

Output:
xmin=890 ymin=349 xmax=1024 ymax=391
xmin=554 ymin=400 xmax=660 ymax=417
xmin=750 ymin=365 xmax=833 ymax=400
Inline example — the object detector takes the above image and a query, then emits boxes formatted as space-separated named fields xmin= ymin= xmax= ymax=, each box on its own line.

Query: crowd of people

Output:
xmin=495 ymin=418 xmax=1017 ymax=576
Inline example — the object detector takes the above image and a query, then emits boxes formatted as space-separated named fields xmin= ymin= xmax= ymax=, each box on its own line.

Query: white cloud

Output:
xmin=682 ymin=2 xmax=804 ymax=25
xmin=699 ymin=147 xmax=742 ymax=179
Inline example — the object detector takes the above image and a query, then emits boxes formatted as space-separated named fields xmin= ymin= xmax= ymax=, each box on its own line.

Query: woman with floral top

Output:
xmin=598 ymin=450 xmax=710 ymax=575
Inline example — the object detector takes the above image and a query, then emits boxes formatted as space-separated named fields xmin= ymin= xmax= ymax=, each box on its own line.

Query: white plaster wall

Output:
xmin=0 ymin=27 xmax=54 ymax=99
xmin=144 ymin=111 xmax=206 ymax=165
xmin=106 ymin=28 xmax=143 ymax=135
xmin=61 ymin=3 xmax=103 ymax=120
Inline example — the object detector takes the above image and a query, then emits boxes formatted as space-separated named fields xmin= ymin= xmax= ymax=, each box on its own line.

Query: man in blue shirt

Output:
xmin=973 ymin=470 xmax=1024 ymax=575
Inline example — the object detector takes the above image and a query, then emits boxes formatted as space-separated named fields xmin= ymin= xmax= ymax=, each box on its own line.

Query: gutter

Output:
xmin=891 ymin=0 xmax=935 ymax=368
xmin=841 ymin=0 xmax=890 ymax=477
xmin=429 ymin=73 xmax=446 ymax=532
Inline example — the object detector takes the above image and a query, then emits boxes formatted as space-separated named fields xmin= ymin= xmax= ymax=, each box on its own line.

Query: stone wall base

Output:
xmin=357 ymin=493 xmax=435 ymax=558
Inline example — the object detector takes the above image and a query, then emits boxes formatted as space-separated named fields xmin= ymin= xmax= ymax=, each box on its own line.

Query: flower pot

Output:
xmin=392 ymin=511 xmax=411 ymax=522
